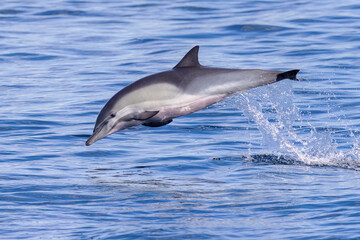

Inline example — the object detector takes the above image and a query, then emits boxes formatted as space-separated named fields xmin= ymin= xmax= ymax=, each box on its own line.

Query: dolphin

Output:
xmin=86 ymin=46 xmax=299 ymax=146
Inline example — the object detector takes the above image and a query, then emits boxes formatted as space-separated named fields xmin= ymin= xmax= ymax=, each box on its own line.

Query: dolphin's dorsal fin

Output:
xmin=173 ymin=46 xmax=201 ymax=69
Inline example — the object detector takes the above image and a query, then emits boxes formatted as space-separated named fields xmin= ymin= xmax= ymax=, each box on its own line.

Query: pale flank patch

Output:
xmin=114 ymin=83 xmax=181 ymax=111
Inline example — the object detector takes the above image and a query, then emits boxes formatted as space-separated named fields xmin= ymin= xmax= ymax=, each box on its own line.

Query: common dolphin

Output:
xmin=86 ymin=46 xmax=299 ymax=146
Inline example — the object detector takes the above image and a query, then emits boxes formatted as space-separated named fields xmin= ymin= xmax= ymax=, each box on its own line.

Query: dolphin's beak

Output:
xmin=86 ymin=131 xmax=104 ymax=146
xmin=85 ymin=122 xmax=108 ymax=146
xmin=85 ymin=120 xmax=129 ymax=146
xmin=85 ymin=134 xmax=97 ymax=146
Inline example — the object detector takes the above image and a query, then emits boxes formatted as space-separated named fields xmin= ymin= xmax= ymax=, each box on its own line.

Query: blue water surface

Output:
xmin=1 ymin=0 xmax=360 ymax=239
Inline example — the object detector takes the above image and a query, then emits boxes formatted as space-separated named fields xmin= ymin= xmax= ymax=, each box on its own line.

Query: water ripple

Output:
xmin=35 ymin=9 xmax=88 ymax=16
xmin=0 ymin=9 xmax=24 ymax=15
xmin=223 ymin=24 xmax=289 ymax=32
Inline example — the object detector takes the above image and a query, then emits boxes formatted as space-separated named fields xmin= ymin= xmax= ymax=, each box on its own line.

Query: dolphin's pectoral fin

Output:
xmin=133 ymin=111 xmax=159 ymax=121
xmin=142 ymin=119 xmax=173 ymax=127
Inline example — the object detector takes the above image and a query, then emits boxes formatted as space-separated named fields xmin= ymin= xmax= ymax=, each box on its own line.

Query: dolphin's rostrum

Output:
xmin=86 ymin=46 xmax=299 ymax=146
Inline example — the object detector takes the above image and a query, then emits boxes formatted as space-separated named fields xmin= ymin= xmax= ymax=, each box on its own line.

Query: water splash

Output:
xmin=233 ymin=81 xmax=360 ymax=170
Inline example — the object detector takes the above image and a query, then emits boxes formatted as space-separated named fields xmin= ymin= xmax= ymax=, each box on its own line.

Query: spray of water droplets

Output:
xmin=229 ymin=80 xmax=360 ymax=170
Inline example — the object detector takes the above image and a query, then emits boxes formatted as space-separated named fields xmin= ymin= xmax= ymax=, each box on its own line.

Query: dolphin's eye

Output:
xmin=110 ymin=113 xmax=116 ymax=118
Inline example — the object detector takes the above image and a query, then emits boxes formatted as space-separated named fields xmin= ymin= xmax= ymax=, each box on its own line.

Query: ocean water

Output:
xmin=1 ymin=0 xmax=360 ymax=239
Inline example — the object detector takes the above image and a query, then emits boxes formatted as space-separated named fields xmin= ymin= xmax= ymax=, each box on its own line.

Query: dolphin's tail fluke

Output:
xmin=276 ymin=69 xmax=300 ymax=81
